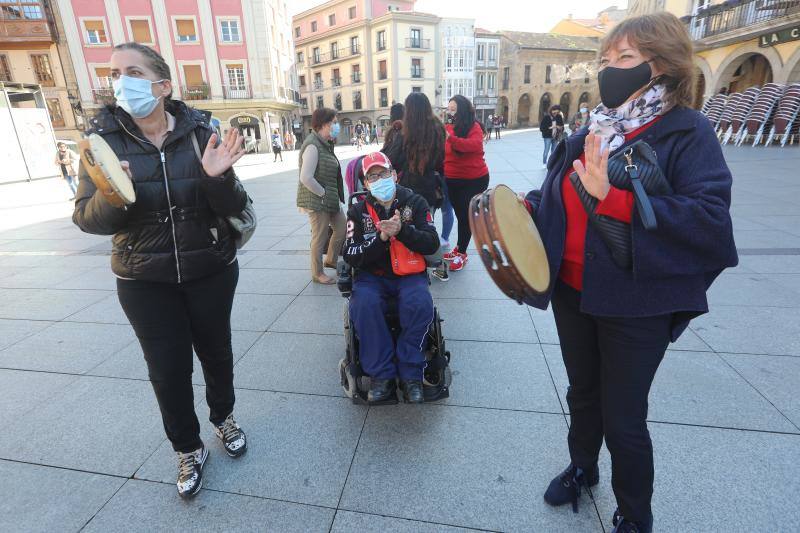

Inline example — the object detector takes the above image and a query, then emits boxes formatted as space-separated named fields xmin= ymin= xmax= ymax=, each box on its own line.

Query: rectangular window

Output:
xmin=316 ymin=95 xmax=324 ymax=108
xmin=297 ymin=51 xmax=304 ymax=64
xmin=332 ymin=68 xmax=341 ymax=86
xmin=412 ymin=86 xmax=421 ymax=93
xmin=349 ymin=6 xmax=357 ymax=19
xmin=477 ymin=73 xmax=484 ymax=91
xmin=351 ymin=64 xmax=360 ymax=83
xmin=0 ymin=54 xmax=12 ymax=81
xmin=488 ymin=73 xmax=495 ymax=90
xmin=377 ymin=30 xmax=386 ymax=51
xmin=8 ymin=1 xmax=43 ymax=19
xmin=330 ymin=41 xmax=339 ymax=59
xmin=565 ymin=65 xmax=571 ymax=84
xmin=314 ymin=72 xmax=322 ymax=89
xmin=312 ymin=47 xmax=320 ymax=64
xmin=30 ymin=54 xmax=54 ymax=86
xmin=129 ymin=19 xmax=152 ymax=44
xmin=477 ymin=44 xmax=484 ymax=61
xmin=225 ymin=64 xmax=245 ymax=89
xmin=183 ymin=64 xmax=204 ymax=87
xmin=488 ymin=44 xmax=497 ymax=61
xmin=328 ymin=13 xmax=335 ymax=26
xmin=353 ymin=90 xmax=362 ymax=109
xmin=378 ymin=59 xmax=387 ymax=80
xmin=350 ymin=36 xmax=359 ymax=54
xmin=584 ymin=70 xmax=590 ymax=84
xmin=295 ymin=26 xmax=301 ymax=38
xmin=220 ymin=20 xmax=240 ymax=43
xmin=334 ymin=92 xmax=342 ymax=111
xmin=299 ymin=75 xmax=306 ymax=87
xmin=379 ymin=87 xmax=388 ymax=107
xmin=411 ymin=58 xmax=422 ymax=78
xmin=46 ymin=98 xmax=65 ymax=128
xmin=524 ymin=65 xmax=531 ymax=84
xmin=95 ymin=67 xmax=112 ymax=88
xmin=84 ymin=20 xmax=108 ymax=45
xmin=311 ymin=21 xmax=317 ymax=32
xmin=176 ymin=19 xmax=198 ymax=42
xmin=410 ymin=28 xmax=421 ymax=47
xmin=545 ymin=65 xmax=552 ymax=84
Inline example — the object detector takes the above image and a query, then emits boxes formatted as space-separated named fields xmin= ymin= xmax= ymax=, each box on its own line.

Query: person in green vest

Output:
xmin=297 ymin=107 xmax=346 ymax=284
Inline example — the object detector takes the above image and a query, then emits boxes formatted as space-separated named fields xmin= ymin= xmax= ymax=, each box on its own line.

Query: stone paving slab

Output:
xmin=542 ymin=345 xmax=796 ymax=432
xmin=135 ymin=389 xmax=366 ymax=508
xmin=707 ymin=272 xmax=800 ymax=308
xmin=330 ymin=510 xmax=491 ymax=532
xmin=592 ymin=423 xmax=800 ymax=532
xmin=0 ymin=460 xmax=125 ymax=533
xmin=0 ymin=318 xmax=54 ymax=350
xmin=340 ymin=405 xmax=600 ymax=532
xmin=0 ymin=368 xmax=78 ymax=426
xmin=692 ymin=305 xmax=800 ymax=356
xmin=83 ymin=479 xmax=335 ymax=533
xmin=236 ymin=267 xmax=312 ymax=295
xmin=436 ymin=298 xmax=538 ymax=344
xmin=0 ymin=288 xmax=110 ymax=321
xmin=269 ymin=295 xmax=344 ymax=335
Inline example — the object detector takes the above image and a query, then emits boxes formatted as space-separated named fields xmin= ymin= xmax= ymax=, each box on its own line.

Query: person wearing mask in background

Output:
xmin=484 ymin=114 xmax=494 ymax=141
xmin=55 ymin=141 xmax=79 ymax=199
xmin=524 ymin=13 xmax=737 ymax=532
xmin=271 ymin=129 xmax=283 ymax=162
xmin=354 ymin=121 xmax=364 ymax=151
xmin=297 ymin=108 xmax=346 ymax=285
xmin=284 ymin=130 xmax=295 ymax=151
xmin=540 ymin=105 xmax=565 ymax=169
xmin=492 ymin=114 xmax=502 ymax=139
xmin=570 ymin=105 xmax=591 ymax=134
xmin=442 ymin=95 xmax=490 ymax=273
xmin=72 ymin=42 xmax=249 ymax=499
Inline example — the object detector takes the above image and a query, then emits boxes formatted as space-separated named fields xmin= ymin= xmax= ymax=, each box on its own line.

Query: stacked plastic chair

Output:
xmin=738 ymin=83 xmax=785 ymax=146
xmin=702 ymin=94 xmax=728 ymax=129
xmin=716 ymin=92 xmax=742 ymax=139
xmin=765 ymin=83 xmax=800 ymax=147
xmin=722 ymin=86 xmax=760 ymax=145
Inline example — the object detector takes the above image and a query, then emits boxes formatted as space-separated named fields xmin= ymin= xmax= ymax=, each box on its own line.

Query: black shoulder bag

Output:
xmin=568 ymin=140 xmax=672 ymax=270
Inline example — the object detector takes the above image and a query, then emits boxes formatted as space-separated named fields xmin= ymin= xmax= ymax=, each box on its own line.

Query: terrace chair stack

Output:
xmin=739 ymin=83 xmax=785 ymax=146
xmin=765 ymin=83 xmax=800 ymax=147
xmin=716 ymin=91 xmax=743 ymax=140
xmin=722 ymin=86 xmax=760 ymax=145
xmin=702 ymin=93 xmax=728 ymax=129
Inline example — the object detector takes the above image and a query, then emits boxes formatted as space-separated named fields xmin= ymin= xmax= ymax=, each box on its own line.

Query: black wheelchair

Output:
xmin=336 ymin=193 xmax=452 ymax=405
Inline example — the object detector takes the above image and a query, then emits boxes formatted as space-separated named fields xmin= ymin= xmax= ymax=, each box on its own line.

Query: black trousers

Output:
xmin=446 ymin=175 xmax=490 ymax=252
xmin=117 ymin=261 xmax=239 ymax=453
xmin=551 ymin=281 xmax=671 ymax=524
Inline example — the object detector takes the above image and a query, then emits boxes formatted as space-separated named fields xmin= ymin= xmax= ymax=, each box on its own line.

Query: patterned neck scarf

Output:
xmin=588 ymin=83 xmax=671 ymax=153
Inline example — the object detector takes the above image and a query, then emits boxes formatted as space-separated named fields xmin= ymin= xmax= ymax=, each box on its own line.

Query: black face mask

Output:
xmin=446 ymin=113 xmax=455 ymax=124
xmin=597 ymin=61 xmax=653 ymax=109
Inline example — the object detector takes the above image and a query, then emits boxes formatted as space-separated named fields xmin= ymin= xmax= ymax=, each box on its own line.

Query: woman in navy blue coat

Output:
xmin=526 ymin=14 xmax=737 ymax=533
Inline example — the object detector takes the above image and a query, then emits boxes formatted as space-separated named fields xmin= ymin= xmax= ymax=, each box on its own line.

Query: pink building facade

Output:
xmin=56 ymin=0 xmax=299 ymax=147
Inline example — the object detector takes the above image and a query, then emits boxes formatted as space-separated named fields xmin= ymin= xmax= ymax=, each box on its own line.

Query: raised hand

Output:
xmin=378 ymin=210 xmax=402 ymax=240
xmin=202 ymin=128 xmax=245 ymax=178
xmin=573 ymin=132 xmax=610 ymax=201
xmin=119 ymin=160 xmax=133 ymax=180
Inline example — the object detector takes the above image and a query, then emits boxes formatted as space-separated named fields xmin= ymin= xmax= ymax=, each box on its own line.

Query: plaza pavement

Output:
xmin=0 ymin=129 xmax=799 ymax=532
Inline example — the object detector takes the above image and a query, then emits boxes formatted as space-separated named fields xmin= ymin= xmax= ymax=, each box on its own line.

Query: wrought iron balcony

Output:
xmin=351 ymin=73 xmax=361 ymax=83
xmin=684 ymin=0 xmax=800 ymax=42
xmin=313 ymin=80 xmax=324 ymax=90
xmin=182 ymin=84 xmax=210 ymax=101
xmin=310 ymin=45 xmax=361 ymax=66
xmin=378 ymin=71 xmax=388 ymax=80
xmin=92 ymin=88 xmax=115 ymax=106
xmin=405 ymin=38 xmax=431 ymax=49
xmin=410 ymin=67 xmax=423 ymax=78
xmin=331 ymin=77 xmax=342 ymax=87
xmin=222 ymin=84 xmax=251 ymax=99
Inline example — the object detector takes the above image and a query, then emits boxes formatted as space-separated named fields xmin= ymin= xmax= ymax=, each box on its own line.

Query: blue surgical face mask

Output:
xmin=113 ymin=75 xmax=165 ymax=118
xmin=330 ymin=122 xmax=341 ymax=138
xmin=369 ymin=176 xmax=396 ymax=202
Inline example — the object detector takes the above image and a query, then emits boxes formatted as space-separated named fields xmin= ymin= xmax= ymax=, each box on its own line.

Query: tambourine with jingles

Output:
xmin=469 ymin=184 xmax=550 ymax=306
xmin=78 ymin=133 xmax=136 ymax=208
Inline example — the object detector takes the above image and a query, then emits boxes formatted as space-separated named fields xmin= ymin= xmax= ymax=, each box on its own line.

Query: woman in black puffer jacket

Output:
xmin=73 ymin=43 xmax=248 ymax=500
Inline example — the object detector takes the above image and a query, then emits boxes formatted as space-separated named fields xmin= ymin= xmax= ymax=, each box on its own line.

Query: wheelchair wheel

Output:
xmin=339 ymin=358 xmax=357 ymax=399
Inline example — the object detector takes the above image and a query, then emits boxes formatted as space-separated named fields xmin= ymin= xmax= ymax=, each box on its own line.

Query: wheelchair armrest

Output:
xmin=337 ymin=260 xmax=353 ymax=297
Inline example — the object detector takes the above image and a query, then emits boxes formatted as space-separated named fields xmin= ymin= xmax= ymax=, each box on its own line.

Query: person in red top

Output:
xmin=442 ymin=94 xmax=490 ymax=272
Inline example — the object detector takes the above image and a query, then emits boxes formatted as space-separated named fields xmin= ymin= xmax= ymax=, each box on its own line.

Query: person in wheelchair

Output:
xmin=342 ymin=152 xmax=440 ymax=404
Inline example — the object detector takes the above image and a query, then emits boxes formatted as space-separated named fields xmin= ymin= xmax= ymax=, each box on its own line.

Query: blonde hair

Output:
xmin=600 ymin=12 xmax=695 ymax=108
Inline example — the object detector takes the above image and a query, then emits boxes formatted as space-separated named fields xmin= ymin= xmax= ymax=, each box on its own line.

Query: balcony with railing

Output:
xmin=313 ymin=80 xmax=324 ymax=90
xmin=331 ymin=77 xmax=342 ymax=87
xmin=376 ymin=40 xmax=387 ymax=51
xmin=353 ymin=97 xmax=362 ymax=110
xmin=0 ymin=1 xmax=54 ymax=43
xmin=310 ymin=45 xmax=361 ymax=66
xmin=378 ymin=71 xmax=388 ymax=80
xmin=410 ymin=67 xmax=423 ymax=79
xmin=684 ymin=0 xmax=800 ymax=44
xmin=182 ymin=84 xmax=210 ymax=101
xmin=222 ymin=84 xmax=251 ymax=99
xmin=351 ymin=73 xmax=361 ymax=83
xmin=405 ymin=38 xmax=431 ymax=49
xmin=92 ymin=87 xmax=115 ymax=106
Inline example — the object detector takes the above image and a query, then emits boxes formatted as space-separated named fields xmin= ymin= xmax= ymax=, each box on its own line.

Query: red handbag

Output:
xmin=366 ymin=203 xmax=426 ymax=276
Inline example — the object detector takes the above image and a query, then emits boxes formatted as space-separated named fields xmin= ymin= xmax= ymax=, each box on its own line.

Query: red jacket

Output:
xmin=444 ymin=122 xmax=489 ymax=179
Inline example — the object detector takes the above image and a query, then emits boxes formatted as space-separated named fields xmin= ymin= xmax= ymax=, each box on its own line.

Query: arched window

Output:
xmin=559 ymin=92 xmax=572 ymax=119
xmin=538 ymin=92 xmax=552 ymax=123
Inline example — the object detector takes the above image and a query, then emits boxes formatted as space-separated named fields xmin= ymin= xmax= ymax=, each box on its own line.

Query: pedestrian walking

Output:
xmin=354 ymin=121 xmax=364 ymax=151
xmin=72 ymin=42 xmax=250 ymax=500
xmin=492 ymin=115 xmax=502 ymax=139
xmin=540 ymin=105 xmax=564 ymax=168
xmin=484 ymin=114 xmax=493 ymax=141
xmin=524 ymin=13 xmax=737 ymax=533
xmin=296 ymin=107 xmax=346 ymax=285
xmin=54 ymin=141 xmax=78 ymax=199
xmin=284 ymin=130 xmax=295 ymax=151
xmin=371 ymin=124 xmax=379 ymax=144
xmin=271 ymin=129 xmax=283 ymax=162
xmin=442 ymin=94 xmax=490 ymax=273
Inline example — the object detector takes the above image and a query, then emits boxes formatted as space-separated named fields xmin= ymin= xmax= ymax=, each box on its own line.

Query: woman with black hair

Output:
xmin=442 ymin=94 xmax=490 ymax=272
xmin=381 ymin=102 xmax=405 ymax=171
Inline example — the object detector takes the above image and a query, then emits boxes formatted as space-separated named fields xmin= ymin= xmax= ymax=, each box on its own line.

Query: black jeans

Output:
xmin=551 ymin=281 xmax=671 ymax=524
xmin=117 ymin=261 xmax=239 ymax=453
xmin=446 ymin=175 xmax=490 ymax=252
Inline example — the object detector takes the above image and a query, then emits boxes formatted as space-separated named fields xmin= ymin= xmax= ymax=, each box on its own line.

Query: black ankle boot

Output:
xmin=611 ymin=509 xmax=652 ymax=533
xmin=400 ymin=380 xmax=424 ymax=403
xmin=368 ymin=379 xmax=396 ymax=403
xmin=543 ymin=462 xmax=599 ymax=513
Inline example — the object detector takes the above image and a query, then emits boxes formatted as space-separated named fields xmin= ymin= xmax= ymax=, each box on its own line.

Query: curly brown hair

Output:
xmin=402 ymin=92 xmax=445 ymax=175
xmin=600 ymin=12 xmax=695 ymax=108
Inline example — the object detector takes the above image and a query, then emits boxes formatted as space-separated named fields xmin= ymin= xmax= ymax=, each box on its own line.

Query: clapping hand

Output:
xmin=572 ymin=132 xmax=610 ymax=201
xmin=202 ymin=128 xmax=245 ymax=178
xmin=377 ymin=210 xmax=402 ymax=241
xmin=119 ymin=160 xmax=133 ymax=180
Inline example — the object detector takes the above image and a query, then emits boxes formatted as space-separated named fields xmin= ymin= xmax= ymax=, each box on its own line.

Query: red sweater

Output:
xmin=444 ymin=122 xmax=490 ymax=179
xmin=560 ymin=118 xmax=660 ymax=291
